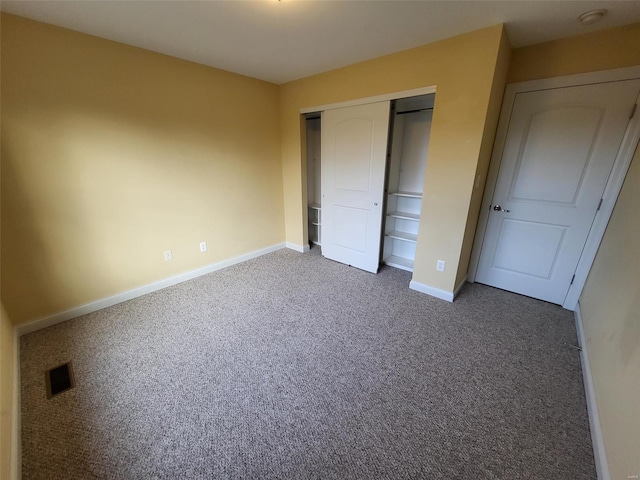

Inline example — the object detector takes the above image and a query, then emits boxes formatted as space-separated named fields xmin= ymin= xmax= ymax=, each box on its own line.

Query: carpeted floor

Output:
xmin=20 ymin=247 xmax=595 ymax=479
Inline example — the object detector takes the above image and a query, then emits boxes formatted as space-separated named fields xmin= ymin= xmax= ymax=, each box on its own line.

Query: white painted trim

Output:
xmin=10 ymin=325 xmax=21 ymax=480
xmin=564 ymin=89 xmax=640 ymax=310
xmin=16 ymin=242 xmax=286 ymax=336
xmin=286 ymin=242 xmax=310 ymax=253
xmin=468 ymin=66 xmax=640 ymax=311
xmin=505 ymin=65 xmax=640 ymax=95
xmin=409 ymin=280 xmax=453 ymax=302
xmin=467 ymin=75 xmax=517 ymax=283
xmin=300 ymin=86 xmax=436 ymax=114
xmin=574 ymin=303 xmax=610 ymax=480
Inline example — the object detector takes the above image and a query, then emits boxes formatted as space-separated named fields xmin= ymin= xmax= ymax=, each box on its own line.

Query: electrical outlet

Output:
xmin=436 ymin=260 xmax=445 ymax=272
xmin=164 ymin=250 xmax=173 ymax=262
xmin=200 ymin=241 xmax=207 ymax=253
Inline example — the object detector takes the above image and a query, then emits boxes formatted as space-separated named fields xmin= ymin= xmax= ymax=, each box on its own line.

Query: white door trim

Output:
xmin=468 ymin=66 xmax=640 ymax=310
xmin=299 ymin=86 xmax=436 ymax=114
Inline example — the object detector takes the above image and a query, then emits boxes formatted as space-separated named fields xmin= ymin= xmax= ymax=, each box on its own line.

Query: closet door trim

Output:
xmin=300 ymin=86 xmax=436 ymax=115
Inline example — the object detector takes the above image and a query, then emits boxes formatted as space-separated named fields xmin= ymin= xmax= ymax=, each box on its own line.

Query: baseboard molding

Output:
xmin=11 ymin=326 xmax=21 ymax=480
xmin=574 ymin=303 xmax=610 ymax=480
xmin=409 ymin=276 xmax=468 ymax=303
xmin=16 ymin=242 xmax=286 ymax=336
xmin=409 ymin=280 xmax=454 ymax=302
xmin=285 ymin=242 xmax=310 ymax=253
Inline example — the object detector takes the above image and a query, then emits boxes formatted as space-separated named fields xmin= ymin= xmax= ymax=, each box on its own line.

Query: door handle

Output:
xmin=493 ymin=205 xmax=510 ymax=212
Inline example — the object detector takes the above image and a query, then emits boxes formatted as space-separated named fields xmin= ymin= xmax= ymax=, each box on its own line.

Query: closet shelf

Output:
xmin=388 ymin=191 xmax=422 ymax=199
xmin=385 ymin=230 xmax=418 ymax=242
xmin=383 ymin=255 xmax=414 ymax=272
xmin=387 ymin=211 xmax=419 ymax=221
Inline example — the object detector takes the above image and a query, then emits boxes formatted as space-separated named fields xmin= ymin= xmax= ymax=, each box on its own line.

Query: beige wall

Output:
xmin=279 ymin=24 xmax=510 ymax=293
xmin=1 ymin=14 xmax=284 ymax=324
xmin=580 ymin=146 xmax=640 ymax=480
xmin=0 ymin=305 xmax=16 ymax=480
xmin=455 ymin=30 xmax=511 ymax=286
xmin=508 ymin=23 xmax=640 ymax=480
xmin=509 ymin=22 xmax=640 ymax=84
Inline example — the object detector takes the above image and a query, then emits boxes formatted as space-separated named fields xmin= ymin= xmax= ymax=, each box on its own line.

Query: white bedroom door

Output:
xmin=321 ymin=101 xmax=390 ymax=273
xmin=475 ymin=80 xmax=640 ymax=304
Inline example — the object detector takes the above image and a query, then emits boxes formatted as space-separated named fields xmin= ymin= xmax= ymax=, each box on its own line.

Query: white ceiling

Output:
xmin=2 ymin=1 xmax=640 ymax=84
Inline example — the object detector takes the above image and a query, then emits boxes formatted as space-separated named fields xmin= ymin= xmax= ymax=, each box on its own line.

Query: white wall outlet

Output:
xmin=200 ymin=241 xmax=207 ymax=252
xmin=436 ymin=260 xmax=445 ymax=272
xmin=164 ymin=250 xmax=173 ymax=262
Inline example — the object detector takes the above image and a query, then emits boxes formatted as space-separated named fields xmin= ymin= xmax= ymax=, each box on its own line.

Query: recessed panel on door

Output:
xmin=335 ymin=119 xmax=374 ymax=193
xmin=511 ymin=107 xmax=603 ymax=205
xmin=334 ymin=205 xmax=369 ymax=253
xmin=476 ymin=79 xmax=640 ymax=305
xmin=492 ymin=219 xmax=567 ymax=279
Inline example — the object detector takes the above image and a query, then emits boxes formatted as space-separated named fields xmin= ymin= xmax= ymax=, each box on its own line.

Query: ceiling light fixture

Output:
xmin=577 ymin=9 xmax=608 ymax=25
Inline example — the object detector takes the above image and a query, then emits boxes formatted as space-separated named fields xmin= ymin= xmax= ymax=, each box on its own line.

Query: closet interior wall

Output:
xmin=306 ymin=115 xmax=322 ymax=246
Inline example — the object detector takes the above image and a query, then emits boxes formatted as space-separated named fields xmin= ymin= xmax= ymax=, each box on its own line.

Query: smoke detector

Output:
xmin=578 ymin=9 xmax=607 ymax=25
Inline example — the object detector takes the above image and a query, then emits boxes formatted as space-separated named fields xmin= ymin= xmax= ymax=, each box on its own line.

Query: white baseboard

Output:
xmin=409 ymin=280 xmax=454 ymax=302
xmin=286 ymin=242 xmax=310 ymax=253
xmin=11 ymin=326 xmax=21 ymax=480
xmin=409 ymin=276 xmax=467 ymax=302
xmin=575 ymin=303 xmax=610 ymax=480
xmin=16 ymin=242 xmax=286 ymax=336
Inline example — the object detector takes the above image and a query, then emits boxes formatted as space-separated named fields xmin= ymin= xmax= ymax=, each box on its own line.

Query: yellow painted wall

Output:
xmin=508 ymin=23 xmax=640 ymax=480
xmin=279 ymin=24 xmax=510 ymax=293
xmin=580 ymin=146 xmax=640 ymax=480
xmin=0 ymin=304 xmax=16 ymax=480
xmin=0 ymin=16 xmax=17 ymax=476
xmin=1 ymin=14 xmax=284 ymax=324
xmin=509 ymin=22 xmax=640 ymax=83
xmin=455 ymin=29 xmax=511 ymax=287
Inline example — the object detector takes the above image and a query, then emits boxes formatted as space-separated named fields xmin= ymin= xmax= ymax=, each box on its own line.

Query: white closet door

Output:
xmin=321 ymin=101 xmax=390 ymax=273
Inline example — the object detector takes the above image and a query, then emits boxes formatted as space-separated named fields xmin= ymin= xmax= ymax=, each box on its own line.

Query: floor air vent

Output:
xmin=46 ymin=362 xmax=75 ymax=398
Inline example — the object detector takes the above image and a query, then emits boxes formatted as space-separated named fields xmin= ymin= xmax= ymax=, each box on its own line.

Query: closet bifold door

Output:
xmin=321 ymin=101 xmax=390 ymax=273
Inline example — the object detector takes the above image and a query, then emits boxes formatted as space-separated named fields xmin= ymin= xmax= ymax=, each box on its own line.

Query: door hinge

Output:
xmin=570 ymin=274 xmax=575 ymax=285
xmin=631 ymin=103 xmax=637 ymax=120
xmin=596 ymin=198 xmax=603 ymax=211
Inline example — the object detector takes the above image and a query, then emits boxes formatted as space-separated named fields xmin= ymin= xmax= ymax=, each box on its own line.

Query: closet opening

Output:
xmin=305 ymin=112 xmax=322 ymax=248
xmin=303 ymin=92 xmax=434 ymax=275
xmin=381 ymin=94 xmax=434 ymax=272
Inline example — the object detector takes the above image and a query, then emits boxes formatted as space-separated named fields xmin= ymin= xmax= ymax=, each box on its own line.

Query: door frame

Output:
xmin=300 ymin=86 xmax=436 ymax=114
xmin=468 ymin=66 xmax=640 ymax=310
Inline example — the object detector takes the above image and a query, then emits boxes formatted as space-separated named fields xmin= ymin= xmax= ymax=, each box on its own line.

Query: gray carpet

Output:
xmin=20 ymin=247 xmax=595 ymax=479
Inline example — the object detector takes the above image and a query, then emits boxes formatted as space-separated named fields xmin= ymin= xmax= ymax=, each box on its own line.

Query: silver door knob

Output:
xmin=493 ymin=205 xmax=510 ymax=212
